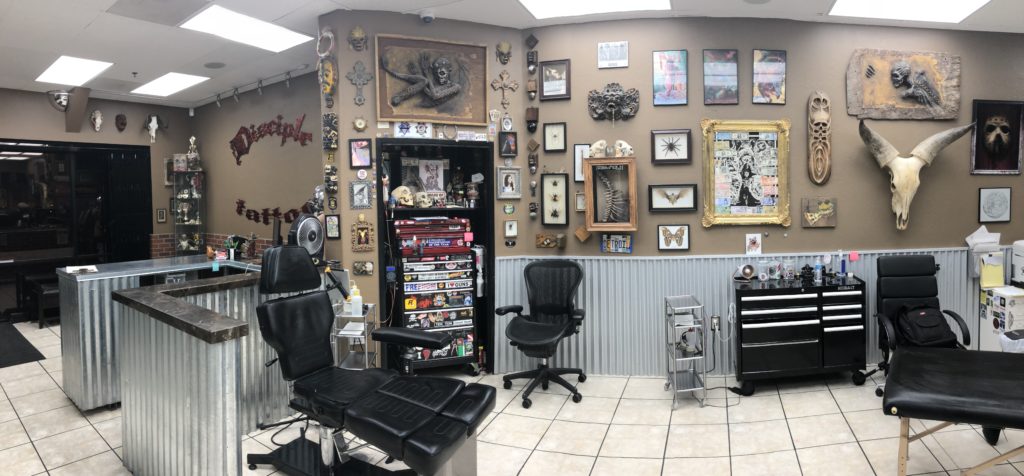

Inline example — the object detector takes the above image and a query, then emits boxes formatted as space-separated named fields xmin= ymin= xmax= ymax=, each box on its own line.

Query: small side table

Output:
xmin=333 ymin=303 xmax=377 ymax=369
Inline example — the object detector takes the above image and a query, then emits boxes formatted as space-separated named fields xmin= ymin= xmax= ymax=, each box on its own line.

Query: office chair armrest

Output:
xmin=875 ymin=313 xmax=897 ymax=350
xmin=372 ymin=327 xmax=452 ymax=350
xmin=571 ymin=308 xmax=585 ymax=324
xmin=942 ymin=310 xmax=971 ymax=347
xmin=495 ymin=305 xmax=524 ymax=316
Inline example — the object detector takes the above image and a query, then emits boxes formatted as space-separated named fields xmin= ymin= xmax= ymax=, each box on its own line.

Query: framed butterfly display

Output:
xmin=657 ymin=224 xmax=690 ymax=251
xmin=649 ymin=184 xmax=697 ymax=212
xmin=541 ymin=173 xmax=568 ymax=226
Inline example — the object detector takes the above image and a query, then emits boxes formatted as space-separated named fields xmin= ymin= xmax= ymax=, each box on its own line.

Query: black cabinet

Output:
xmin=734 ymin=277 xmax=866 ymax=394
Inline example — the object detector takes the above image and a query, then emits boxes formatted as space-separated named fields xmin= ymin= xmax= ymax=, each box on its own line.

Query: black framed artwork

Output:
xmin=651 ymin=129 xmax=691 ymax=164
xmin=349 ymin=138 xmax=372 ymax=168
xmin=649 ymin=184 xmax=697 ymax=212
xmin=657 ymin=224 xmax=690 ymax=251
xmin=979 ymin=187 xmax=1011 ymax=223
xmin=539 ymin=59 xmax=571 ymax=101
xmin=971 ymin=99 xmax=1023 ymax=175
xmin=752 ymin=49 xmax=786 ymax=104
xmin=325 ymin=215 xmax=341 ymax=239
xmin=498 ymin=131 xmax=518 ymax=157
xmin=573 ymin=143 xmax=590 ymax=182
xmin=541 ymin=173 xmax=568 ymax=225
xmin=544 ymin=122 xmax=567 ymax=152
xmin=703 ymin=49 xmax=739 ymax=105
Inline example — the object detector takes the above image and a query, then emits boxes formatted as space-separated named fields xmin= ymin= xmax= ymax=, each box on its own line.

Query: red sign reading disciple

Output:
xmin=229 ymin=114 xmax=313 ymax=165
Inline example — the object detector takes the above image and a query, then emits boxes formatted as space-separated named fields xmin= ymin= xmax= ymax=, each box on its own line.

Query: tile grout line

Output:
xmin=829 ymin=377 xmax=879 ymax=476
xmin=775 ymin=382 xmax=804 ymax=476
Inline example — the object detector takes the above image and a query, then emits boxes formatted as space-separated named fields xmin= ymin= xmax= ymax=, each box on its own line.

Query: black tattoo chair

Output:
xmin=496 ymin=260 xmax=586 ymax=408
xmin=247 ymin=245 xmax=495 ymax=475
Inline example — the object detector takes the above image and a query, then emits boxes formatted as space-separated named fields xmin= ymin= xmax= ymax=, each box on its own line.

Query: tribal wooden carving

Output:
xmin=808 ymin=91 xmax=832 ymax=184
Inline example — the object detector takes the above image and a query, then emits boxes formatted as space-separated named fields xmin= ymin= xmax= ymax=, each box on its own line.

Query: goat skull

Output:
xmin=858 ymin=120 xmax=974 ymax=230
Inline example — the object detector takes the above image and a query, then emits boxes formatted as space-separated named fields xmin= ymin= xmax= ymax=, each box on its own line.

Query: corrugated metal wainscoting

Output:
xmin=494 ymin=247 xmax=998 ymax=377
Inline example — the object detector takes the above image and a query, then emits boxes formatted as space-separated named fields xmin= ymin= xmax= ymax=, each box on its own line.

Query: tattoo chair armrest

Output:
xmin=876 ymin=313 xmax=897 ymax=350
xmin=495 ymin=305 xmax=524 ymax=316
xmin=372 ymin=327 xmax=452 ymax=350
xmin=942 ymin=310 xmax=971 ymax=347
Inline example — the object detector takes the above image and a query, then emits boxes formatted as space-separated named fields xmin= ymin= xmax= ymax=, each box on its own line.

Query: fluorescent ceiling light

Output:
xmin=132 ymin=72 xmax=209 ymax=97
xmin=35 ymin=55 xmax=113 ymax=86
xmin=0 ymin=151 xmax=20 ymax=155
xmin=0 ymin=156 xmax=31 ymax=161
xmin=17 ymin=143 xmax=44 ymax=147
xmin=181 ymin=5 xmax=313 ymax=52
xmin=21 ymin=152 xmax=43 ymax=156
xmin=829 ymin=0 xmax=990 ymax=23
xmin=518 ymin=0 xmax=670 ymax=19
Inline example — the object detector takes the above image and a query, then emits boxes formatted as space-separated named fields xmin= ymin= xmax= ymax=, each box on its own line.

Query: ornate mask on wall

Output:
xmin=984 ymin=115 xmax=1012 ymax=156
xmin=348 ymin=26 xmax=368 ymax=51
xmin=587 ymin=83 xmax=640 ymax=122
xmin=115 ymin=114 xmax=127 ymax=132
xmin=496 ymin=41 xmax=512 ymax=64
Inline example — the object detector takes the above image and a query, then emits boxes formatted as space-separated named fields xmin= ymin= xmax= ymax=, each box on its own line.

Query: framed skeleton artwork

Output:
xmin=700 ymin=119 xmax=791 ymax=227
xmin=971 ymin=100 xmax=1023 ymax=175
xmin=845 ymin=49 xmax=960 ymax=120
xmin=651 ymin=129 xmax=691 ymax=164
xmin=657 ymin=225 xmax=690 ymax=251
xmin=375 ymin=35 xmax=488 ymax=126
xmin=649 ymin=184 xmax=697 ymax=212
xmin=541 ymin=173 xmax=568 ymax=226
xmin=583 ymin=157 xmax=638 ymax=232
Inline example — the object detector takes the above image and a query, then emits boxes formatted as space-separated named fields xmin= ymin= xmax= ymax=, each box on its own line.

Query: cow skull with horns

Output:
xmin=859 ymin=120 xmax=974 ymax=230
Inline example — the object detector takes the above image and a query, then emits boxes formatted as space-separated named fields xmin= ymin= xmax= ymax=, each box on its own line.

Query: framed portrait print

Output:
xmin=539 ymin=59 xmax=571 ymax=101
xmin=971 ymin=100 xmax=1023 ymax=175
xmin=649 ymin=184 xmax=697 ymax=212
xmin=700 ymin=119 xmax=791 ymax=227
xmin=653 ymin=50 xmax=687 ymax=106
xmin=575 ymin=192 xmax=586 ymax=212
xmin=583 ymin=157 xmax=638 ymax=231
xmin=156 ymin=208 xmax=167 ymax=223
xmin=349 ymin=138 xmax=372 ymax=168
xmin=597 ymin=41 xmax=628 ymax=69
xmin=703 ymin=49 xmax=739 ymax=105
xmin=651 ymin=129 xmax=691 ymax=164
xmin=979 ymin=187 xmax=1011 ymax=223
xmin=657 ymin=225 xmax=690 ymax=251
xmin=498 ymin=131 xmax=518 ymax=157
xmin=541 ymin=173 xmax=568 ymax=226
xmin=504 ymin=220 xmax=518 ymax=238
xmin=496 ymin=166 xmax=522 ymax=200
xmin=350 ymin=180 xmax=372 ymax=209
xmin=752 ymin=49 xmax=786 ymax=104
xmin=325 ymin=215 xmax=341 ymax=239
xmin=544 ymin=122 xmax=567 ymax=152
xmin=573 ymin=144 xmax=590 ymax=182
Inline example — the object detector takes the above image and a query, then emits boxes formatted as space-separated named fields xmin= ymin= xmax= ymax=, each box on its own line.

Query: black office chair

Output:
xmin=248 ymin=245 xmax=495 ymax=475
xmin=865 ymin=255 xmax=970 ymax=398
xmin=496 ymin=260 xmax=586 ymax=408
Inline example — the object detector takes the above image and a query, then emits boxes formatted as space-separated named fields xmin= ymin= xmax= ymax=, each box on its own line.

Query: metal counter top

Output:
xmin=56 ymin=255 xmax=259 ymax=281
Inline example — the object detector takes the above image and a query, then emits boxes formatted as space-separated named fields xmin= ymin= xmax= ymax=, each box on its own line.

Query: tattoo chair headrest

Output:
xmin=260 ymin=245 xmax=322 ymax=294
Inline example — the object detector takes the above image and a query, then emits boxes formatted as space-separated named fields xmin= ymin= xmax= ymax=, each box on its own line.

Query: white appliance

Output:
xmin=1012 ymin=241 xmax=1024 ymax=287
xmin=979 ymin=286 xmax=1024 ymax=351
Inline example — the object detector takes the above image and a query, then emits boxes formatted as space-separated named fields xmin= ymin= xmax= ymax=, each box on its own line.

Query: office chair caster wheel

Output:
xmin=542 ymin=381 xmax=549 ymax=390
xmin=503 ymin=380 xmax=512 ymax=390
xmin=522 ymin=398 xmax=532 ymax=409
xmin=578 ymin=373 xmax=586 ymax=383
xmin=852 ymin=371 xmax=867 ymax=386
xmin=875 ymin=387 xmax=884 ymax=397
xmin=572 ymin=393 xmax=582 ymax=403
xmin=982 ymin=426 xmax=1002 ymax=445
xmin=248 ymin=464 xmax=257 ymax=470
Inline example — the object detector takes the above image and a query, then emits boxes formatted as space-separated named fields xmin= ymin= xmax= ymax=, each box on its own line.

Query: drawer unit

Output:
xmin=823 ymin=325 xmax=866 ymax=368
xmin=741 ymin=318 xmax=820 ymax=343
xmin=741 ymin=340 xmax=821 ymax=374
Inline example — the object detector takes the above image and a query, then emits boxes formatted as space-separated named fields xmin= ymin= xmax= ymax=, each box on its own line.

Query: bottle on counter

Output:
xmin=813 ymin=256 xmax=823 ymax=284
xmin=348 ymin=281 xmax=363 ymax=316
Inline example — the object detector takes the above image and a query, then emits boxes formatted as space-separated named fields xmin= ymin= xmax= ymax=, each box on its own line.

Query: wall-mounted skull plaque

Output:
xmin=90 ymin=110 xmax=103 ymax=132
xmin=587 ymin=83 xmax=639 ymax=122
xmin=496 ymin=41 xmax=512 ymax=64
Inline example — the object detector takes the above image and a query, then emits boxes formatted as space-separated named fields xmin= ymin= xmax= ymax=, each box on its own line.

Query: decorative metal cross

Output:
xmin=490 ymin=70 xmax=519 ymax=110
xmin=346 ymin=60 xmax=373 ymax=106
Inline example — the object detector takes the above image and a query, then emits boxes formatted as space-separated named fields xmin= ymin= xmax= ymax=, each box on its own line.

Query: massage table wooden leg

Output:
xmin=962 ymin=444 xmax=1024 ymax=476
xmin=898 ymin=417 xmax=910 ymax=476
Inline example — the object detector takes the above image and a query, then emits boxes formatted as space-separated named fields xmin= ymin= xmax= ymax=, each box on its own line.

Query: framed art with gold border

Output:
xmin=583 ymin=157 xmax=638 ymax=232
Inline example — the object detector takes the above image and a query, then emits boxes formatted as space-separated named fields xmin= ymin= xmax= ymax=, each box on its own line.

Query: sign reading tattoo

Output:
xmin=229 ymin=114 xmax=313 ymax=165
xmin=235 ymin=199 xmax=311 ymax=225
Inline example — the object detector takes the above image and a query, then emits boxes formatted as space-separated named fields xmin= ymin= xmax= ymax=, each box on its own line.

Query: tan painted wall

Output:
xmin=0 ymin=87 xmax=190 ymax=235
xmin=190 ymin=73 xmax=321 ymax=240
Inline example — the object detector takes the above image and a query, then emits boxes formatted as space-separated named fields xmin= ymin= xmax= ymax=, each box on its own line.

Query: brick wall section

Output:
xmin=149 ymin=233 xmax=275 ymax=260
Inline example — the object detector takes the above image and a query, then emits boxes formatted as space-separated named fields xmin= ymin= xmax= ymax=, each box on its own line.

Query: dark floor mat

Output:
xmin=0 ymin=323 xmax=45 ymax=368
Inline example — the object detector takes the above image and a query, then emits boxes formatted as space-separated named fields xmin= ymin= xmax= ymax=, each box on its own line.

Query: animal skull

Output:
xmin=613 ymin=140 xmax=634 ymax=157
xmin=348 ymin=26 xmax=367 ymax=51
xmin=414 ymin=192 xmax=433 ymax=208
xmin=858 ymin=120 xmax=974 ymax=230
xmin=392 ymin=186 xmax=414 ymax=207
xmin=589 ymin=140 xmax=607 ymax=158
xmin=144 ymin=114 xmax=164 ymax=143
xmin=496 ymin=41 xmax=512 ymax=65
xmin=984 ymin=115 xmax=1012 ymax=156
xmin=90 ymin=110 xmax=103 ymax=132
xmin=432 ymin=57 xmax=452 ymax=86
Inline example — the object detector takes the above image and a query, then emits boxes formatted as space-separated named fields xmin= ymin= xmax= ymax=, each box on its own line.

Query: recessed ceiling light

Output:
xmin=181 ymin=5 xmax=313 ymax=53
xmin=517 ymin=0 xmax=670 ymax=20
xmin=829 ymin=0 xmax=990 ymax=23
xmin=132 ymin=72 xmax=210 ymax=97
xmin=35 ymin=55 xmax=113 ymax=86
xmin=21 ymin=152 xmax=43 ymax=156
xmin=204 ymin=62 xmax=226 ymax=69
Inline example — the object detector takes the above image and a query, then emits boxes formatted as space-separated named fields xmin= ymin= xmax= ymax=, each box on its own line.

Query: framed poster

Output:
xmin=651 ymin=129 xmax=691 ymax=164
xmin=979 ymin=188 xmax=1011 ymax=223
xmin=504 ymin=220 xmax=518 ymax=238
xmin=649 ymin=184 xmax=697 ymax=212
xmin=541 ymin=173 xmax=568 ymax=226
xmin=349 ymin=138 xmax=372 ymax=168
xmin=752 ymin=49 xmax=786 ymax=104
xmin=156 ymin=208 xmax=167 ymax=223
xmin=573 ymin=144 xmax=590 ymax=182
xmin=653 ymin=50 xmax=687 ymax=106
xmin=498 ymin=131 xmax=518 ymax=157
xmin=700 ymin=119 xmax=791 ymax=227
xmin=163 ymin=157 xmax=174 ymax=186
xmin=583 ymin=157 xmax=638 ymax=231
xmin=598 ymin=41 xmax=628 ymax=69
xmin=703 ymin=49 xmax=739 ymax=105
xmin=801 ymin=197 xmax=837 ymax=228
xmin=544 ymin=122 xmax=567 ymax=152
xmin=971 ymin=100 xmax=1023 ymax=175
xmin=539 ymin=59 xmax=571 ymax=101
xmin=325 ymin=215 xmax=341 ymax=239
xmin=657 ymin=225 xmax=690 ymax=251
xmin=350 ymin=180 xmax=372 ymax=209
xmin=375 ymin=35 xmax=488 ymax=125
xmin=496 ymin=166 xmax=522 ymax=199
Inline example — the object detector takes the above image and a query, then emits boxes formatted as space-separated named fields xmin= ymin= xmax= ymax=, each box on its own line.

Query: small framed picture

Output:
xmin=544 ymin=122 xmax=567 ymax=152
xmin=745 ymin=233 xmax=762 ymax=255
xmin=163 ymin=157 xmax=174 ymax=186
xmin=349 ymin=138 xmax=372 ymax=168
xmin=498 ymin=131 xmax=518 ymax=157
xmin=156 ymin=208 xmax=167 ymax=223
xmin=703 ymin=49 xmax=739 ymax=105
xmin=971 ymin=100 xmax=1023 ymax=175
xmin=496 ymin=166 xmax=522 ymax=200
xmin=325 ymin=215 xmax=341 ymax=239
xmin=597 ymin=41 xmax=628 ymax=69
xmin=651 ymin=129 xmax=691 ymax=164
xmin=752 ymin=49 xmax=786 ymax=104
xmin=541 ymin=173 xmax=568 ymax=226
xmin=979 ymin=187 xmax=1011 ymax=223
xmin=657 ymin=225 xmax=690 ymax=251
xmin=653 ymin=50 xmax=687 ymax=106
xmin=649 ymin=184 xmax=697 ymax=212
xmin=350 ymin=180 xmax=372 ymax=209
xmin=504 ymin=220 xmax=518 ymax=238
xmin=573 ymin=144 xmax=590 ymax=182
xmin=575 ymin=192 xmax=586 ymax=212
xmin=539 ymin=59 xmax=571 ymax=101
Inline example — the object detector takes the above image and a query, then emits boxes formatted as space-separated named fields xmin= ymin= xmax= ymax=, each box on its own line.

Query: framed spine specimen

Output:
xmin=583 ymin=157 xmax=638 ymax=232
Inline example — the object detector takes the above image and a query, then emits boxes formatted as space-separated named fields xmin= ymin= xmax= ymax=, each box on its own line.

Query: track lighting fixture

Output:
xmin=257 ymin=80 xmax=263 ymax=95
xmin=233 ymin=88 xmax=239 ymax=102
xmin=285 ymin=72 xmax=291 ymax=88
xmin=215 ymin=94 xmax=221 ymax=108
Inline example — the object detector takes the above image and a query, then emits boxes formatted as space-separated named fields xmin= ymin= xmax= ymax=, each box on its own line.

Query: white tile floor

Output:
xmin=2 ymin=320 xmax=1023 ymax=475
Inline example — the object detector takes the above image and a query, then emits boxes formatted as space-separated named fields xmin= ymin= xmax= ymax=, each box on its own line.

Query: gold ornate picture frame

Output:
xmin=583 ymin=157 xmax=638 ymax=231
xmin=701 ymin=119 xmax=791 ymax=227
xmin=351 ymin=213 xmax=375 ymax=252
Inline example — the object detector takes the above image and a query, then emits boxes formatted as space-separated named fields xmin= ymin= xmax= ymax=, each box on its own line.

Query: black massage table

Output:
xmin=883 ymin=346 xmax=1024 ymax=476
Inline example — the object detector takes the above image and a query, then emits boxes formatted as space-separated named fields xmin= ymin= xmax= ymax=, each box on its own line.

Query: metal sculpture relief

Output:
xmin=346 ymin=60 xmax=373 ymax=106
xmin=807 ymin=91 xmax=832 ymax=184
xmin=496 ymin=41 xmax=512 ymax=65
xmin=858 ymin=120 xmax=974 ymax=230
xmin=348 ymin=26 xmax=367 ymax=51
xmin=846 ymin=49 xmax=960 ymax=120
xmin=587 ymin=83 xmax=639 ymax=122
xmin=490 ymin=70 xmax=518 ymax=110
xmin=316 ymin=27 xmax=337 ymax=109
xmin=382 ymin=54 xmax=463 ymax=107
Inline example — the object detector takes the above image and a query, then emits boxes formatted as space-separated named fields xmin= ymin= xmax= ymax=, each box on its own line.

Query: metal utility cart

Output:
xmin=333 ymin=303 xmax=376 ymax=369
xmin=664 ymin=295 xmax=708 ymax=408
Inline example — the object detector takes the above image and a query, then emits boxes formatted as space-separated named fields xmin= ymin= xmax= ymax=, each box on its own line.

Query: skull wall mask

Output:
xmin=890 ymin=61 xmax=911 ymax=89
xmin=984 ymin=115 xmax=1012 ymax=156
xmin=348 ymin=26 xmax=367 ymax=51
xmin=496 ymin=41 xmax=512 ymax=65
xmin=432 ymin=58 xmax=452 ymax=86
xmin=115 ymin=114 xmax=127 ymax=132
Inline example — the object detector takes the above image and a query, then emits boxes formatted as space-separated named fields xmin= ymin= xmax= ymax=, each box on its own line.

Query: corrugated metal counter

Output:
xmin=58 ymin=256 xmax=260 ymax=410
xmin=112 ymin=273 xmax=291 ymax=476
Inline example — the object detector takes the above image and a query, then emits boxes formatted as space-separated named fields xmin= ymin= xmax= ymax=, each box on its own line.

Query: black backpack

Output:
xmin=896 ymin=304 xmax=958 ymax=348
